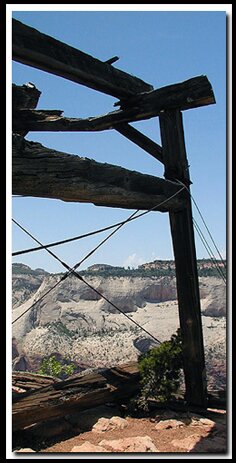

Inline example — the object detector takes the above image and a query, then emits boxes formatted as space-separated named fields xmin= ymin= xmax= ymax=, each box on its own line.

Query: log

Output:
xmin=12 ymin=371 xmax=60 ymax=392
xmin=12 ymin=19 xmax=153 ymax=99
xmin=12 ymin=134 xmax=186 ymax=212
xmin=12 ymin=361 xmax=140 ymax=431
xmin=12 ymin=76 xmax=215 ymax=133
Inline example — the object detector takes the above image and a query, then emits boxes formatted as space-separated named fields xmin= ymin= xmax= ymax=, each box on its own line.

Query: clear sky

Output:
xmin=9 ymin=6 xmax=227 ymax=273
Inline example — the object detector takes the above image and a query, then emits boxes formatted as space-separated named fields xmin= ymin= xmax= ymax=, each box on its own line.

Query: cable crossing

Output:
xmin=174 ymin=180 xmax=226 ymax=284
xmin=12 ymin=189 xmax=186 ymax=341
xmin=12 ymin=223 xmax=162 ymax=345
xmin=12 ymin=187 xmax=185 ymax=257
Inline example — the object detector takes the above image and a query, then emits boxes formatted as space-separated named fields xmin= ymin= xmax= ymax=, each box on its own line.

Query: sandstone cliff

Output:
xmin=12 ymin=262 xmax=226 ymax=390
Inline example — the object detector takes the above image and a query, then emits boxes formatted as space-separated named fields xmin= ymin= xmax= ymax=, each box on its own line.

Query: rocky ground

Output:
xmin=15 ymin=405 xmax=227 ymax=455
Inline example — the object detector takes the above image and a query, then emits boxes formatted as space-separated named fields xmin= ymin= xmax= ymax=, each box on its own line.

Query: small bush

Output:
xmin=138 ymin=329 xmax=183 ymax=407
xmin=38 ymin=355 xmax=75 ymax=379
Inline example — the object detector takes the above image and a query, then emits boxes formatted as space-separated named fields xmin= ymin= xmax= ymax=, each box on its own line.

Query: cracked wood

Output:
xmin=13 ymin=76 xmax=215 ymax=133
xmin=12 ymin=134 xmax=186 ymax=212
xmin=12 ymin=19 xmax=153 ymax=99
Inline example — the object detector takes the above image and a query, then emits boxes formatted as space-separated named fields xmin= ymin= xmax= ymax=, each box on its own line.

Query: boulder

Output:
xmin=155 ymin=419 xmax=185 ymax=430
xmin=92 ymin=416 xmax=128 ymax=433
xmin=71 ymin=443 xmax=108 ymax=452
xmin=171 ymin=434 xmax=202 ymax=451
xmin=99 ymin=436 xmax=159 ymax=452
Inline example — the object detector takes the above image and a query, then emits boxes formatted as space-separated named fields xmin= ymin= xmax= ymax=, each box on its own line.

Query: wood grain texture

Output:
xmin=13 ymin=76 xmax=215 ymax=134
xmin=12 ymin=19 xmax=153 ymax=99
xmin=12 ymin=362 xmax=140 ymax=431
xmin=12 ymin=134 xmax=186 ymax=212
xmin=159 ymin=110 xmax=207 ymax=408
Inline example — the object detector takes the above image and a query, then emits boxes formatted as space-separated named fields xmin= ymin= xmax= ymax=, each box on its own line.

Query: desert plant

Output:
xmin=38 ymin=355 xmax=75 ymax=379
xmin=138 ymin=329 xmax=183 ymax=406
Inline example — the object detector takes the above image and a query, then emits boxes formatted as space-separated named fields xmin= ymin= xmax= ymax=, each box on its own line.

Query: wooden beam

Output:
xmin=115 ymin=75 xmax=216 ymax=111
xmin=159 ymin=109 xmax=207 ymax=408
xmin=12 ymin=371 xmax=60 ymax=392
xmin=13 ymin=76 xmax=216 ymax=134
xmin=12 ymin=134 xmax=185 ymax=212
xmin=12 ymin=19 xmax=153 ymax=99
xmin=12 ymin=83 xmax=41 ymax=137
xmin=115 ymin=123 xmax=163 ymax=164
xmin=12 ymin=361 xmax=140 ymax=431
xmin=12 ymin=83 xmax=41 ymax=111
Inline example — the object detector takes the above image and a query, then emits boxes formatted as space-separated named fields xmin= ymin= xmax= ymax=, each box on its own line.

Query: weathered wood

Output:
xmin=12 ymin=83 xmax=41 ymax=136
xmin=13 ymin=76 xmax=215 ymax=134
xmin=115 ymin=123 xmax=163 ymax=163
xmin=105 ymin=56 xmax=119 ymax=65
xmin=115 ymin=75 xmax=215 ymax=111
xmin=12 ymin=83 xmax=41 ymax=111
xmin=12 ymin=134 xmax=186 ymax=212
xmin=12 ymin=371 xmax=60 ymax=391
xmin=12 ymin=19 xmax=153 ymax=99
xmin=159 ymin=109 xmax=207 ymax=408
xmin=12 ymin=361 xmax=140 ymax=431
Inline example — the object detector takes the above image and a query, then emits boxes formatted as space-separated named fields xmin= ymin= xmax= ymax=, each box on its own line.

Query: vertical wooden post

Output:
xmin=159 ymin=110 xmax=207 ymax=408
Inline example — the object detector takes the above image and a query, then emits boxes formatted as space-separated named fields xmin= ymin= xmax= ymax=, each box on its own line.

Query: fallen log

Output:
xmin=12 ymin=371 xmax=60 ymax=391
xmin=12 ymin=361 xmax=140 ymax=431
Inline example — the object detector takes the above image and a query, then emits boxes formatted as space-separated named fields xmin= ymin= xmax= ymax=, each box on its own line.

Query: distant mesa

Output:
xmin=87 ymin=264 xmax=124 ymax=272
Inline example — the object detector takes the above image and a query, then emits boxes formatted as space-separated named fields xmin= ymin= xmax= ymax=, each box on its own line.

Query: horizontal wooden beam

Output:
xmin=115 ymin=75 xmax=216 ymax=111
xmin=12 ymin=19 xmax=153 ymax=99
xmin=12 ymin=134 xmax=186 ymax=212
xmin=13 ymin=76 xmax=215 ymax=134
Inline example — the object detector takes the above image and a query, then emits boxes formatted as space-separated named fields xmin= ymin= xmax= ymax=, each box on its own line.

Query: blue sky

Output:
xmin=10 ymin=8 xmax=227 ymax=273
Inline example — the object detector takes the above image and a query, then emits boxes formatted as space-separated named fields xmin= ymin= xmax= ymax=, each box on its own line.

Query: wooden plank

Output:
xmin=159 ymin=109 xmax=207 ymax=408
xmin=12 ymin=134 xmax=186 ymax=212
xmin=13 ymin=76 xmax=215 ymax=134
xmin=12 ymin=361 xmax=140 ymax=431
xmin=12 ymin=19 xmax=153 ymax=99
xmin=115 ymin=75 xmax=216 ymax=111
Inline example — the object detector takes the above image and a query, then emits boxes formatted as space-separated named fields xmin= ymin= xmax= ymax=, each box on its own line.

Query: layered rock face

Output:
xmin=12 ymin=262 xmax=226 ymax=389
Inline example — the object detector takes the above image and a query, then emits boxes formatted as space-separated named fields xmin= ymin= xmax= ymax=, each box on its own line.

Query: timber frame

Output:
xmin=12 ymin=19 xmax=216 ymax=409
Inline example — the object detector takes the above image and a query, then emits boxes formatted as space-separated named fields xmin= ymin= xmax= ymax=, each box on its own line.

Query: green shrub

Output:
xmin=138 ymin=329 xmax=183 ymax=406
xmin=38 ymin=355 xmax=75 ymax=379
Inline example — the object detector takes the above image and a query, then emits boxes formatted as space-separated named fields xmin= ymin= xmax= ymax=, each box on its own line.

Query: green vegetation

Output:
xmin=38 ymin=355 xmax=76 ymax=379
xmin=47 ymin=320 xmax=74 ymax=338
xmin=13 ymin=259 xmax=225 ymax=279
xmin=137 ymin=329 xmax=183 ymax=408
xmin=79 ymin=267 xmax=176 ymax=278
xmin=78 ymin=260 xmax=225 ymax=279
